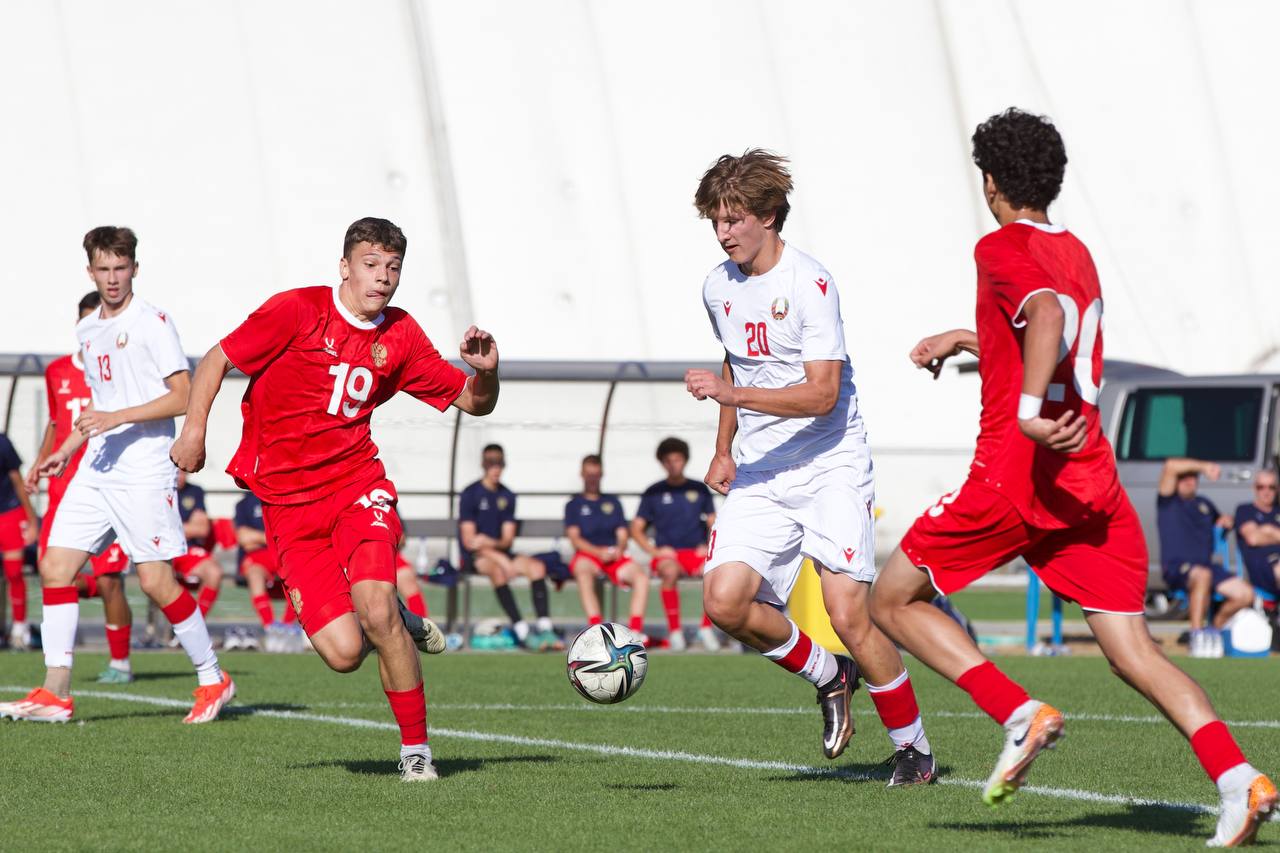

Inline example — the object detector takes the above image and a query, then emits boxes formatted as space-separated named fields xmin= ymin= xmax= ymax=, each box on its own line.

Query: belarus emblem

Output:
xmin=770 ymin=297 xmax=789 ymax=321
xmin=115 ymin=332 xmax=129 ymax=349
xmin=371 ymin=342 xmax=388 ymax=368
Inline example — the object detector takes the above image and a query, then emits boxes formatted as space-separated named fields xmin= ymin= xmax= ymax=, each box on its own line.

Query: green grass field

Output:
xmin=2 ymin=649 xmax=1277 ymax=851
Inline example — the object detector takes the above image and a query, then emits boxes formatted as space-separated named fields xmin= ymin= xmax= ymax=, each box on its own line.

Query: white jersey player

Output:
xmin=686 ymin=151 xmax=935 ymax=786
xmin=0 ymin=226 xmax=234 ymax=725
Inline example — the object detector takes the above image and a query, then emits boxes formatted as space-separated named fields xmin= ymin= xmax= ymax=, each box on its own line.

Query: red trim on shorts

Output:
xmin=347 ymin=541 xmax=396 ymax=585
xmin=302 ymin=594 xmax=354 ymax=635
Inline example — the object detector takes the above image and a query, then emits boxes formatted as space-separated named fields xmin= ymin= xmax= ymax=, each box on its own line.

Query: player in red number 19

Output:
xmin=170 ymin=217 xmax=500 ymax=782
xmin=868 ymin=108 xmax=1275 ymax=846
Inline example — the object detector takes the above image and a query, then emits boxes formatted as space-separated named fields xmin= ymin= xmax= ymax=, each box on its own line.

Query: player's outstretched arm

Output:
xmin=452 ymin=326 xmax=499 ymax=416
xmin=172 ymin=344 xmax=234 ymax=473
xmin=909 ymin=329 xmax=979 ymax=379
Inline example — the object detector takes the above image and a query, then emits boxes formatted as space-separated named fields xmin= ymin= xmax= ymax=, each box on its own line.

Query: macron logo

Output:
xmin=815 ymin=278 xmax=829 ymax=296
xmin=843 ymin=547 xmax=855 ymax=563
xmin=723 ymin=301 xmax=732 ymax=316
xmin=157 ymin=311 xmax=167 ymax=323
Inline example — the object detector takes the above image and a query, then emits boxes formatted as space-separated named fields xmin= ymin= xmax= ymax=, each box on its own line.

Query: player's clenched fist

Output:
xmin=704 ymin=452 xmax=736 ymax=496
xmin=685 ymin=369 xmax=738 ymax=405
xmin=170 ymin=433 xmax=206 ymax=474
xmin=459 ymin=326 xmax=498 ymax=373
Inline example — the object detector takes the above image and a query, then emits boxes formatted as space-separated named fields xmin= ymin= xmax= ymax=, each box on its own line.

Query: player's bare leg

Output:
xmin=705 ymin=562 xmax=856 ymax=759
xmin=571 ymin=556 xmax=605 ymax=625
xmin=308 ymin=613 xmax=372 ymax=672
xmin=135 ymin=561 xmax=233 ymax=722
xmin=820 ymin=566 xmax=934 ymax=784
xmin=617 ymin=562 xmax=651 ymax=640
xmin=476 ymin=550 xmax=529 ymax=644
xmin=97 ymin=573 xmax=134 ymax=682
xmin=1212 ymin=577 xmax=1252 ymax=630
xmin=350 ymin=542 xmax=435 ymax=781
xmin=871 ymin=548 xmax=1058 ymax=803
xmin=1187 ymin=567 xmax=1211 ymax=631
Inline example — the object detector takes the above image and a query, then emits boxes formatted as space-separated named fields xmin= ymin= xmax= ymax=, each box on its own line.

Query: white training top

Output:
xmin=702 ymin=243 xmax=868 ymax=474
xmin=73 ymin=295 xmax=188 ymax=489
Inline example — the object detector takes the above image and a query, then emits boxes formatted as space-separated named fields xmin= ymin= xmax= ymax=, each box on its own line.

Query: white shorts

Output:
xmin=705 ymin=457 xmax=876 ymax=606
xmin=47 ymin=481 xmax=187 ymax=564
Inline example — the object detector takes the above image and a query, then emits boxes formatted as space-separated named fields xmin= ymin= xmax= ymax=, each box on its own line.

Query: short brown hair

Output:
xmin=694 ymin=149 xmax=793 ymax=232
xmin=83 ymin=226 xmax=138 ymax=263
xmin=656 ymin=437 xmax=689 ymax=461
xmin=582 ymin=454 xmax=603 ymax=469
xmin=343 ymin=217 xmax=407 ymax=259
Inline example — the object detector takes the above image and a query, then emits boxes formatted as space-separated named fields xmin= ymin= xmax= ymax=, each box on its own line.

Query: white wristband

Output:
xmin=1017 ymin=393 xmax=1044 ymax=421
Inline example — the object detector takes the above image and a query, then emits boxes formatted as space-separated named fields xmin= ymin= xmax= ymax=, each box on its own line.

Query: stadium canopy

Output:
xmin=3 ymin=0 xmax=1277 ymax=544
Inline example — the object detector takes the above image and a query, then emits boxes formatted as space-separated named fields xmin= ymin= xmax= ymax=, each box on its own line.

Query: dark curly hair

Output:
xmin=971 ymin=108 xmax=1067 ymax=211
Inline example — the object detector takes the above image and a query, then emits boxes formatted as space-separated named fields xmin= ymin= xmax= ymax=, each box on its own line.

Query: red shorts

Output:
xmin=239 ymin=547 xmax=280 ymax=579
xmin=172 ymin=546 xmax=215 ymax=579
xmin=262 ymin=476 xmax=403 ymax=634
xmin=573 ymin=551 xmax=635 ymax=586
xmin=901 ymin=481 xmax=1148 ymax=615
xmin=0 ymin=506 xmax=30 ymax=553
xmin=89 ymin=542 xmax=128 ymax=577
xmin=650 ymin=548 xmax=706 ymax=576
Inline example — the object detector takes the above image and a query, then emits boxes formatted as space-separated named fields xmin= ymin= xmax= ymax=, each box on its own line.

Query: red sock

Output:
xmin=251 ymin=593 xmax=274 ymax=628
xmin=869 ymin=674 xmax=921 ymax=728
xmin=82 ymin=574 xmax=100 ymax=599
xmin=384 ymin=682 xmax=428 ymax=746
xmin=282 ymin=600 xmax=298 ymax=624
xmin=588 ymin=614 xmax=603 ymax=626
xmin=700 ymin=612 xmax=712 ymax=629
xmin=406 ymin=592 xmax=427 ymax=618
xmin=5 ymin=557 xmax=26 ymax=622
xmin=628 ymin=614 xmax=644 ymax=633
xmin=956 ymin=661 xmax=1030 ymax=725
xmin=196 ymin=586 xmax=219 ymax=616
xmin=1191 ymin=721 xmax=1247 ymax=782
xmin=161 ymin=589 xmax=197 ymax=624
xmin=105 ymin=623 xmax=131 ymax=661
xmin=660 ymin=588 xmax=681 ymax=632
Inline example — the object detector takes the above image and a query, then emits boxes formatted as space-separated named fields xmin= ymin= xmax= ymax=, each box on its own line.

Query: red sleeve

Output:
xmin=220 ymin=290 xmax=305 ymax=376
xmin=975 ymin=231 xmax=1057 ymax=325
xmin=44 ymin=363 xmax=58 ymax=421
xmin=398 ymin=318 xmax=467 ymax=412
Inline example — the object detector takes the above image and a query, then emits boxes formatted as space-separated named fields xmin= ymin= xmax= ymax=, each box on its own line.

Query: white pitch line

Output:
xmin=1 ymin=687 xmax=1216 ymax=815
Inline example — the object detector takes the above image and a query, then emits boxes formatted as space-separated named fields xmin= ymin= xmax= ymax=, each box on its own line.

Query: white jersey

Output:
xmin=73 ymin=295 xmax=188 ymax=489
xmin=703 ymin=243 xmax=867 ymax=474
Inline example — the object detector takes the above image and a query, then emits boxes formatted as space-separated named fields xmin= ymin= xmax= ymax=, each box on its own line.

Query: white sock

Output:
xmin=513 ymin=621 xmax=530 ymax=642
xmin=763 ymin=621 xmax=839 ymax=686
xmin=109 ymin=658 xmax=132 ymax=672
xmin=41 ymin=602 xmax=78 ymax=670
xmin=536 ymin=617 xmax=553 ymax=633
xmin=1217 ymin=763 xmax=1257 ymax=795
xmin=172 ymin=608 xmax=223 ymax=686
xmin=13 ymin=620 xmax=27 ymax=630
xmin=401 ymin=742 xmax=433 ymax=761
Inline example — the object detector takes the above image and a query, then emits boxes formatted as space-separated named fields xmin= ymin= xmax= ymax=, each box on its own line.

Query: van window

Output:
xmin=1117 ymin=387 xmax=1263 ymax=462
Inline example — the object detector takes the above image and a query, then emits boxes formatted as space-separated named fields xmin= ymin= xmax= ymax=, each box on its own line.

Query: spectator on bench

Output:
xmin=630 ymin=437 xmax=719 ymax=651
xmin=1157 ymin=458 xmax=1252 ymax=658
xmin=1234 ymin=468 xmax=1280 ymax=602
xmin=173 ymin=470 xmax=224 ymax=618
xmin=233 ymin=490 xmax=294 ymax=650
xmin=459 ymin=444 xmax=562 ymax=651
xmin=565 ymin=454 xmax=650 ymax=642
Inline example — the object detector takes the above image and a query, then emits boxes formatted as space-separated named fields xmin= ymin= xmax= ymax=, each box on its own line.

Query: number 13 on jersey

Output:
xmin=327 ymin=362 xmax=373 ymax=417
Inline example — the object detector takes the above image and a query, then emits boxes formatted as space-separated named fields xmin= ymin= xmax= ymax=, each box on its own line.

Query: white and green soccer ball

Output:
xmin=566 ymin=623 xmax=648 ymax=704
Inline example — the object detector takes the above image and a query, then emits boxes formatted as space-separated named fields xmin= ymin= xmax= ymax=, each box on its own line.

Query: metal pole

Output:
xmin=4 ymin=353 xmax=42 ymax=433
xmin=1025 ymin=567 xmax=1040 ymax=652
xmin=598 ymin=380 xmax=617 ymax=458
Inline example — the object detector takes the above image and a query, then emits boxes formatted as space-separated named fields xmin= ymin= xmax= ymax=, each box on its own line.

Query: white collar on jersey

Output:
xmin=1014 ymin=218 xmax=1067 ymax=234
xmin=71 ymin=351 xmax=84 ymax=370
xmin=332 ymin=284 xmax=385 ymax=329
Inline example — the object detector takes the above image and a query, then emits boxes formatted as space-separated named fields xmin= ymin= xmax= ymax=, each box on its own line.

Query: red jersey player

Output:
xmin=171 ymin=217 xmax=499 ymax=781
xmin=868 ymin=108 xmax=1275 ymax=846
xmin=27 ymin=291 xmax=135 ymax=679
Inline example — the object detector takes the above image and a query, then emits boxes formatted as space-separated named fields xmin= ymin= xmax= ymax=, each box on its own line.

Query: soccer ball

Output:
xmin=566 ymin=623 xmax=648 ymax=704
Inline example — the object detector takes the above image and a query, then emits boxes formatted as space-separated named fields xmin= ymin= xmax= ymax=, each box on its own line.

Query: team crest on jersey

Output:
xmin=602 ymin=502 xmax=615 ymax=514
xmin=497 ymin=497 xmax=509 ymax=511
xmin=1199 ymin=502 xmax=1211 ymax=515
xmin=371 ymin=342 xmax=388 ymax=368
xmin=116 ymin=332 xmax=129 ymax=349
xmin=685 ymin=490 xmax=699 ymax=503
xmin=182 ymin=496 xmax=195 ymax=510
xmin=770 ymin=297 xmax=789 ymax=320
xmin=289 ymin=588 xmax=303 ymax=614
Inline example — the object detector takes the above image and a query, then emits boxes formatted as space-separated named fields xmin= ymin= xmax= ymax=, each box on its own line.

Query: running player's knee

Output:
xmin=703 ymin=591 xmax=747 ymax=634
xmin=321 ymin=640 xmax=364 ymax=673
xmin=356 ymin=597 xmax=399 ymax=643
xmin=137 ymin=569 xmax=173 ymax=600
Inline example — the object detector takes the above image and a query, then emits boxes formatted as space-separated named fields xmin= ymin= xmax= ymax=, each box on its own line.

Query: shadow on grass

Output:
xmin=289 ymin=753 xmax=561 ymax=778
xmin=929 ymin=803 xmax=1209 ymax=840
xmin=764 ymin=760 xmax=954 ymax=785
xmin=606 ymin=783 xmax=678 ymax=792
xmin=123 ymin=672 xmax=190 ymax=683
xmin=83 ymin=710 xmax=186 ymax=723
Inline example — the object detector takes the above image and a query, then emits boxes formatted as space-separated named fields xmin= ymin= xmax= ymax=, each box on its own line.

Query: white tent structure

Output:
xmin=2 ymin=0 xmax=1278 ymax=546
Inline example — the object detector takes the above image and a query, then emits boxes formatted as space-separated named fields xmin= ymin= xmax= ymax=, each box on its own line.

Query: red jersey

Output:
xmin=44 ymin=353 xmax=92 ymax=480
xmin=220 ymin=286 xmax=467 ymax=505
xmin=970 ymin=222 xmax=1123 ymax=530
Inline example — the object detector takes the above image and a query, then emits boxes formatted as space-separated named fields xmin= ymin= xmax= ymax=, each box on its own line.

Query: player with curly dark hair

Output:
xmin=869 ymin=108 xmax=1277 ymax=845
